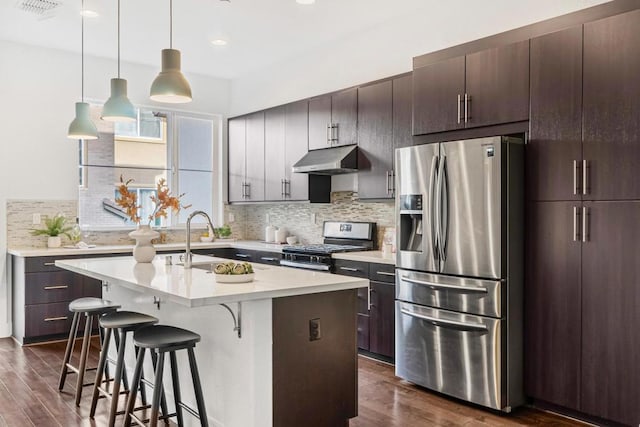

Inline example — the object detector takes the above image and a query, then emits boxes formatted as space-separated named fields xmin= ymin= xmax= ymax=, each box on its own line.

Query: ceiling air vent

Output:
xmin=15 ymin=0 xmax=62 ymax=19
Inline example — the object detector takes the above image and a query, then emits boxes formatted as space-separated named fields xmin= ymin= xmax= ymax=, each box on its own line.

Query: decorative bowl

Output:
xmin=200 ymin=236 xmax=214 ymax=243
xmin=214 ymin=273 xmax=254 ymax=283
xmin=286 ymin=236 xmax=298 ymax=245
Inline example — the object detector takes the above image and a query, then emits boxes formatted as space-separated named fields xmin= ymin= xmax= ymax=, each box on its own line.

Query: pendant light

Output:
xmin=150 ymin=0 xmax=192 ymax=103
xmin=68 ymin=0 xmax=97 ymax=140
xmin=101 ymin=0 xmax=136 ymax=122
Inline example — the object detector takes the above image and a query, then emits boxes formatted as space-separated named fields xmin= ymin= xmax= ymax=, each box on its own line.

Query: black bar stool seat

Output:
xmin=124 ymin=325 xmax=208 ymax=427
xmin=58 ymin=297 xmax=120 ymax=406
xmin=90 ymin=311 xmax=160 ymax=427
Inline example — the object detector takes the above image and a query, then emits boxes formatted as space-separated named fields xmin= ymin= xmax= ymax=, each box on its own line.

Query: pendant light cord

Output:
xmin=169 ymin=0 xmax=173 ymax=49
xmin=81 ymin=0 xmax=84 ymax=101
xmin=117 ymin=0 xmax=120 ymax=77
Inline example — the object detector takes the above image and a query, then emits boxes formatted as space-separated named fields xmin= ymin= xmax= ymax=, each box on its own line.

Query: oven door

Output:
xmin=395 ymin=301 xmax=505 ymax=411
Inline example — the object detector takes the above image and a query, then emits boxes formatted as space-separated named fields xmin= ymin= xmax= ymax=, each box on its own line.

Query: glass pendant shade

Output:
xmin=150 ymin=49 xmax=192 ymax=103
xmin=68 ymin=102 xmax=98 ymax=140
xmin=101 ymin=78 xmax=136 ymax=122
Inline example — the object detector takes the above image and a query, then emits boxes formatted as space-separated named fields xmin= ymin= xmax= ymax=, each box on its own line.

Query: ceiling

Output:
xmin=0 ymin=0 xmax=430 ymax=79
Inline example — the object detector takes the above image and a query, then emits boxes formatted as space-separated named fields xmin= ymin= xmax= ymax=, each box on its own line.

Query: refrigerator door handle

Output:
xmin=400 ymin=308 xmax=487 ymax=332
xmin=440 ymin=155 xmax=449 ymax=262
xmin=400 ymin=276 xmax=488 ymax=293
xmin=430 ymin=155 xmax=440 ymax=263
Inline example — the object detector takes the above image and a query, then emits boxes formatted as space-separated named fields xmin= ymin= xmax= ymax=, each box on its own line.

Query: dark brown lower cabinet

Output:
xmin=581 ymin=201 xmax=640 ymax=426
xmin=369 ymin=281 xmax=395 ymax=359
xmin=525 ymin=201 xmax=581 ymax=410
xmin=526 ymin=201 xmax=640 ymax=425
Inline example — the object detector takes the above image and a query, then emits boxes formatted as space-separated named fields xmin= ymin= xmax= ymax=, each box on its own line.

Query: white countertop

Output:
xmin=55 ymin=255 xmax=368 ymax=307
xmin=332 ymin=250 xmax=396 ymax=265
xmin=7 ymin=240 xmax=286 ymax=257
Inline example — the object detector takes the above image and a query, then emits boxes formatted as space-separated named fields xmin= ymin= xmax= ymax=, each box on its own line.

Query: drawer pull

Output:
xmin=235 ymin=254 xmax=251 ymax=259
xmin=400 ymin=276 xmax=487 ymax=293
xmin=260 ymin=257 xmax=278 ymax=262
xmin=339 ymin=267 xmax=359 ymax=272
xmin=375 ymin=271 xmax=395 ymax=277
xmin=44 ymin=285 xmax=69 ymax=290
xmin=44 ymin=316 xmax=68 ymax=322
xmin=43 ymin=262 xmax=56 ymax=266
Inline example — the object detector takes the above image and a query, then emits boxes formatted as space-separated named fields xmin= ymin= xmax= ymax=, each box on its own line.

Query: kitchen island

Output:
xmin=56 ymin=255 xmax=368 ymax=427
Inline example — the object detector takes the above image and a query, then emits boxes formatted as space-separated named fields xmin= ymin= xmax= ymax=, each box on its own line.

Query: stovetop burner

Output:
xmin=283 ymin=243 xmax=367 ymax=255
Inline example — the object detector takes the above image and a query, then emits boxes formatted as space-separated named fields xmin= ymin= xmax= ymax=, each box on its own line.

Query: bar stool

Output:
xmin=89 ymin=311 xmax=161 ymax=427
xmin=124 ymin=325 xmax=209 ymax=427
xmin=58 ymin=297 xmax=120 ymax=406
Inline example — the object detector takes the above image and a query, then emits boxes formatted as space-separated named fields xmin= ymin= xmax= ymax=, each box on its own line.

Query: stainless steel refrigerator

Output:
xmin=394 ymin=136 xmax=524 ymax=412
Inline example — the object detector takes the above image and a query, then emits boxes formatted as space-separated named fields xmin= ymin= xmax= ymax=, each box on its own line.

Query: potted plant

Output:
xmin=214 ymin=224 xmax=233 ymax=240
xmin=31 ymin=214 xmax=73 ymax=248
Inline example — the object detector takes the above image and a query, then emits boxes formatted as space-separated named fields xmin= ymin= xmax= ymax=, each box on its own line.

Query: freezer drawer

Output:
xmin=395 ymin=301 xmax=505 ymax=410
xmin=396 ymin=269 xmax=502 ymax=317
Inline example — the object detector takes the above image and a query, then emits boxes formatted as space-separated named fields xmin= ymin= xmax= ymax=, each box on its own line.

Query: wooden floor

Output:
xmin=0 ymin=337 xmax=584 ymax=427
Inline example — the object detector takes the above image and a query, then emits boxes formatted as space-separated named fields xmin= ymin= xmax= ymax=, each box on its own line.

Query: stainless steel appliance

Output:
xmin=280 ymin=221 xmax=375 ymax=271
xmin=395 ymin=136 xmax=524 ymax=412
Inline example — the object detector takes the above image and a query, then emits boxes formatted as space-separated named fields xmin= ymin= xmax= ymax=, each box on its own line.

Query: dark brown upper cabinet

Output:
xmin=284 ymin=100 xmax=310 ymax=201
xmin=583 ymin=9 xmax=640 ymax=201
xmin=528 ymin=26 xmax=583 ymax=202
xmin=413 ymin=40 xmax=529 ymax=135
xmin=264 ymin=106 xmax=287 ymax=201
xmin=308 ymin=88 xmax=357 ymax=150
xmin=358 ymin=74 xmax=413 ymax=200
xmin=228 ymin=112 xmax=265 ymax=202
xmin=357 ymin=80 xmax=393 ymax=200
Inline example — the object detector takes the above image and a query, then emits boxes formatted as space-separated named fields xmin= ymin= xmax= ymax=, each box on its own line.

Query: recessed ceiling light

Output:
xmin=296 ymin=0 xmax=315 ymax=4
xmin=210 ymin=38 xmax=228 ymax=46
xmin=80 ymin=9 xmax=99 ymax=18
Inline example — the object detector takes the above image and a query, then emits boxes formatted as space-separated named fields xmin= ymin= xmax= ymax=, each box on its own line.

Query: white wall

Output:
xmin=229 ymin=0 xmax=609 ymax=115
xmin=0 ymin=40 xmax=231 ymax=337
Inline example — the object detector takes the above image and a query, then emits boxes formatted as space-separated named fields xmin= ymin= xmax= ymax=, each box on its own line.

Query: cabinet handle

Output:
xmin=573 ymin=160 xmax=579 ymax=195
xmin=285 ymin=180 xmax=291 ymax=197
xmin=326 ymin=124 xmax=332 ymax=145
xmin=457 ymin=94 xmax=461 ymax=124
xmin=44 ymin=316 xmax=68 ymax=322
xmin=281 ymin=179 xmax=285 ymax=197
xmin=43 ymin=262 xmax=56 ymax=266
xmin=464 ymin=93 xmax=470 ymax=123
xmin=582 ymin=206 xmax=589 ymax=243
xmin=376 ymin=271 xmax=395 ymax=277
xmin=44 ymin=285 xmax=69 ymax=290
xmin=582 ymin=160 xmax=589 ymax=195
xmin=245 ymin=182 xmax=251 ymax=199
xmin=386 ymin=171 xmax=391 ymax=196
xmin=367 ymin=286 xmax=372 ymax=311
xmin=260 ymin=257 xmax=279 ymax=262
xmin=339 ymin=266 xmax=359 ymax=272
xmin=241 ymin=182 xmax=246 ymax=198
xmin=573 ymin=206 xmax=580 ymax=242
xmin=236 ymin=253 xmax=251 ymax=259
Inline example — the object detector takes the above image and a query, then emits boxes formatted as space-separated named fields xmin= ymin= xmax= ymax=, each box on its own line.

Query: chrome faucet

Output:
xmin=184 ymin=210 xmax=215 ymax=269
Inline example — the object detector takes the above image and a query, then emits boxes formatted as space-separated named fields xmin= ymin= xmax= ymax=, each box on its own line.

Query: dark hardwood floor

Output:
xmin=0 ymin=337 xmax=585 ymax=426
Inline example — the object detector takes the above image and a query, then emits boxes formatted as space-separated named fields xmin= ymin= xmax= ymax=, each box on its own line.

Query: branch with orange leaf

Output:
xmin=115 ymin=175 xmax=191 ymax=226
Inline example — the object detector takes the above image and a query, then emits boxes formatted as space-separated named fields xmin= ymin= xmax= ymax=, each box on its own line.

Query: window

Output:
xmin=78 ymin=105 xmax=218 ymax=229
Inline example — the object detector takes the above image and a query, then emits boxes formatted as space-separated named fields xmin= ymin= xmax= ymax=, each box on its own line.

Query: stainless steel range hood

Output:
xmin=292 ymin=145 xmax=358 ymax=175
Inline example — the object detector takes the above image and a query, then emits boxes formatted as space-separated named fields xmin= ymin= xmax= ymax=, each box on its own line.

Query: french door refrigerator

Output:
xmin=395 ymin=136 xmax=524 ymax=412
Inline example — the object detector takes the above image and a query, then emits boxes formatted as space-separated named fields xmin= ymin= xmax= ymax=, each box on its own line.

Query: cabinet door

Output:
xmin=228 ymin=117 xmax=246 ymax=203
xmin=524 ymin=201 xmax=581 ymax=411
xmin=245 ymin=112 xmax=265 ymax=201
xmin=265 ymin=106 xmax=286 ymax=201
xmin=465 ymin=40 xmax=530 ymax=128
xmin=392 ymin=74 xmax=413 ymax=150
xmin=528 ymin=26 xmax=583 ymax=202
xmin=308 ymin=95 xmax=331 ymax=150
xmin=331 ymin=88 xmax=358 ymax=147
xmin=412 ymin=55 xmax=465 ymax=135
xmin=583 ymin=10 xmax=640 ymax=200
xmin=369 ymin=281 xmax=395 ymax=359
xmin=357 ymin=80 xmax=393 ymax=200
xmin=581 ymin=201 xmax=640 ymax=426
xmin=284 ymin=100 xmax=309 ymax=201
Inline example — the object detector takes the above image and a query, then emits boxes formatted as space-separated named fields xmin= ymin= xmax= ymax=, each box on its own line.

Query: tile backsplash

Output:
xmin=7 ymin=191 xmax=394 ymax=249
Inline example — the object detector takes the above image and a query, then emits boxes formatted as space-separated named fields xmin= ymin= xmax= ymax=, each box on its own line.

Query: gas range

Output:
xmin=280 ymin=221 xmax=376 ymax=272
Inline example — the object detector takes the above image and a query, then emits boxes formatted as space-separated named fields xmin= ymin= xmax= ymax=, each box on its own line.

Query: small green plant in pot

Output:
xmin=31 ymin=214 xmax=73 ymax=248
xmin=214 ymin=224 xmax=232 ymax=239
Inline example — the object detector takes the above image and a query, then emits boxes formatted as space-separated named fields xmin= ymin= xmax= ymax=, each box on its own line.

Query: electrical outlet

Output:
xmin=309 ymin=318 xmax=321 ymax=341
xmin=32 ymin=213 xmax=41 ymax=225
xmin=228 ymin=212 xmax=235 ymax=223
xmin=311 ymin=213 xmax=316 ymax=224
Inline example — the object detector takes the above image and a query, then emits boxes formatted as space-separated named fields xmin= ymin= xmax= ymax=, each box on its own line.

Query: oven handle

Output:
xmin=279 ymin=260 xmax=330 ymax=271
xmin=400 ymin=276 xmax=488 ymax=293
xmin=400 ymin=308 xmax=487 ymax=332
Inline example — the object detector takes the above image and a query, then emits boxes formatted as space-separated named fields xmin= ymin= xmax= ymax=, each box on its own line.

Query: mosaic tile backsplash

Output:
xmin=7 ymin=191 xmax=393 ymax=249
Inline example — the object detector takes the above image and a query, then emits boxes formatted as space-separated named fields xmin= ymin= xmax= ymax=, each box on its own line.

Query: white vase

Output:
xmin=129 ymin=225 xmax=160 ymax=263
xmin=47 ymin=236 xmax=61 ymax=248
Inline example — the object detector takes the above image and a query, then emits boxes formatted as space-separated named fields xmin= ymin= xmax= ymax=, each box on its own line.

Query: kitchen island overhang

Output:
xmin=56 ymin=255 xmax=368 ymax=427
